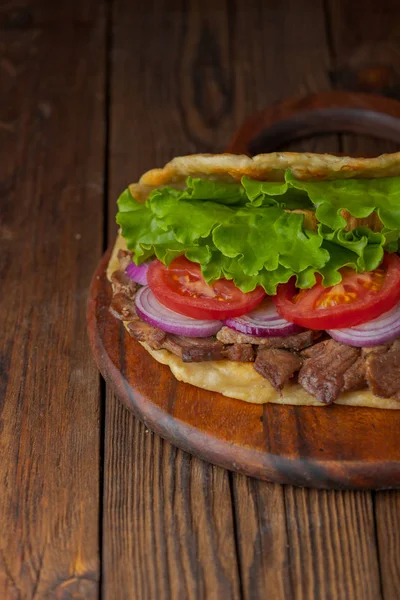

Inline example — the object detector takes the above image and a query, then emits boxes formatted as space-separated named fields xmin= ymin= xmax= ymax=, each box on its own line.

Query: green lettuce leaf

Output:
xmin=321 ymin=226 xmax=384 ymax=270
xmin=184 ymin=177 xmax=247 ymax=205
xmin=116 ymin=173 xmax=400 ymax=295
xmin=148 ymin=187 xmax=234 ymax=244
xmin=212 ymin=207 xmax=283 ymax=275
xmin=286 ymin=171 xmax=400 ymax=231
xmin=274 ymin=212 xmax=329 ymax=272
xmin=200 ymin=252 xmax=295 ymax=294
xmin=242 ymin=176 xmax=313 ymax=209
xmin=382 ymin=227 xmax=400 ymax=253
xmin=116 ymin=190 xmax=155 ymax=261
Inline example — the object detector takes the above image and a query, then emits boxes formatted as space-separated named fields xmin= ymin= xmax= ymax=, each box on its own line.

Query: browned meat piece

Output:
xmin=298 ymin=339 xmax=361 ymax=404
xmin=365 ymin=341 xmax=400 ymax=400
xmin=127 ymin=319 xmax=167 ymax=349
xmin=127 ymin=314 xmax=252 ymax=363
xmin=254 ymin=348 xmax=302 ymax=391
xmin=342 ymin=357 xmax=366 ymax=392
xmin=111 ymin=269 xmax=138 ymax=296
xmin=301 ymin=342 xmax=326 ymax=359
xmin=162 ymin=336 xmax=225 ymax=362
xmin=222 ymin=344 xmax=255 ymax=362
xmin=128 ymin=321 xmax=227 ymax=362
xmin=109 ymin=293 xmax=138 ymax=321
xmin=117 ymin=248 xmax=133 ymax=270
xmin=216 ymin=327 xmax=321 ymax=350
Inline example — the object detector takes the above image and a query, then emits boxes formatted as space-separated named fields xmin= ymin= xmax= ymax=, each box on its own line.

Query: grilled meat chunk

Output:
xmin=222 ymin=344 xmax=255 ymax=362
xmin=365 ymin=341 xmax=400 ymax=400
xmin=111 ymin=270 xmax=138 ymax=296
xmin=128 ymin=318 xmax=254 ymax=363
xmin=162 ymin=336 xmax=225 ymax=362
xmin=216 ymin=327 xmax=321 ymax=350
xmin=298 ymin=339 xmax=361 ymax=404
xmin=109 ymin=292 xmax=138 ymax=321
xmin=255 ymin=348 xmax=302 ymax=391
xmin=127 ymin=319 xmax=167 ymax=349
xmin=342 ymin=357 xmax=366 ymax=392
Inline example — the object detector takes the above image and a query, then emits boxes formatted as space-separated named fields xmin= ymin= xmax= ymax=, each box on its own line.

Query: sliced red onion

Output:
xmin=135 ymin=286 xmax=222 ymax=337
xmin=126 ymin=259 xmax=153 ymax=285
xmin=224 ymin=297 xmax=304 ymax=337
xmin=328 ymin=303 xmax=400 ymax=347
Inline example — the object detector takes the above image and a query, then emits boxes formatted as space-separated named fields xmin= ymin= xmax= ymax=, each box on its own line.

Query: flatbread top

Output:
xmin=138 ymin=151 xmax=400 ymax=185
xmin=128 ymin=151 xmax=400 ymax=203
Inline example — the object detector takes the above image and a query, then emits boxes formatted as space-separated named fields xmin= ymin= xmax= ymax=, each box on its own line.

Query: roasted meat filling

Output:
xmin=254 ymin=348 xmax=302 ymax=391
xmin=109 ymin=258 xmax=400 ymax=404
xmin=298 ymin=339 xmax=361 ymax=404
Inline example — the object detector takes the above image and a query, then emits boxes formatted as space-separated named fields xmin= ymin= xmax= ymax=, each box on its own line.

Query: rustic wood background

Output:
xmin=1 ymin=0 xmax=400 ymax=598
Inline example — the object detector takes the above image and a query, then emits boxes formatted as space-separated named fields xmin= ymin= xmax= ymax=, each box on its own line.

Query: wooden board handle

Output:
xmin=227 ymin=91 xmax=400 ymax=155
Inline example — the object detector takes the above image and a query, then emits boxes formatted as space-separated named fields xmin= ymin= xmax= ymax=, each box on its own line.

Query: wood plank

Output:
xmin=231 ymin=476 xmax=292 ymax=599
xmin=104 ymin=0 xmax=243 ymax=597
xmin=104 ymin=403 xmax=241 ymax=599
xmin=374 ymin=492 xmax=400 ymax=600
xmin=284 ymin=488 xmax=381 ymax=599
xmin=0 ymin=1 xmax=105 ymax=597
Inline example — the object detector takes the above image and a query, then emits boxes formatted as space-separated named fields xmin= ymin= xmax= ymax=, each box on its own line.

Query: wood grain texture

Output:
xmin=230 ymin=477 xmax=292 ymax=599
xmin=284 ymin=488 xmax=381 ymax=600
xmin=374 ymin=491 xmax=400 ymax=600
xmin=328 ymin=0 xmax=400 ymax=100
xmin=0 ymin=0 xmax=105 ymax=597
xmin=104 ymin=401 xmax=241 ymax=600
xmin=104 ymin=1 xmax=246 ymax=598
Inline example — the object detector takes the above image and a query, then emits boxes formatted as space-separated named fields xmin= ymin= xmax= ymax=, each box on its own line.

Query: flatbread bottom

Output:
xmin=139 ymin=342 xmax=400 ymax=409
xmin=109 ymin=234 xmax=400 ymax=409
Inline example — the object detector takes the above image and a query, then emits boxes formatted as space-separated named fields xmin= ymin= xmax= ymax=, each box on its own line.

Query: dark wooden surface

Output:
xmin=2 ymin=0 xmax=400 ymax=598
xmin=0 ymin=2 xmax=104 ymax=598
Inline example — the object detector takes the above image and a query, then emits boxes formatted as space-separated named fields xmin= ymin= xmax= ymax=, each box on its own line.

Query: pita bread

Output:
xmin=108 ymin=152 xmax=400 ymax=409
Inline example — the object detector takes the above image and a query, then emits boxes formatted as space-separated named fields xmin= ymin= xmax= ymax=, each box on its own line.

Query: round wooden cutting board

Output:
xmin=88 ymin=92 xmax=400 ymax=490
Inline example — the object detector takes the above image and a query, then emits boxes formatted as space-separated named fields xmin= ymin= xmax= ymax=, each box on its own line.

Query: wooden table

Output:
xmin=2 ymin=1 xmax=400 ymax=598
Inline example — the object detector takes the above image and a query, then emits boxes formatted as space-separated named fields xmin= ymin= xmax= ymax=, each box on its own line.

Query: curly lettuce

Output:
xmin=116 ymin=172 xmax=400 ymax=294
xmin=285 ymin=171 xmax=400 ymax=231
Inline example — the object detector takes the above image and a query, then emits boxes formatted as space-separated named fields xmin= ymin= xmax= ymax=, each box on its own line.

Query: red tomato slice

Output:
xmin=274 ymin=253 xmax=400 ymax=330
xmin=147 ymin=256 xmax=266 ymax=320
